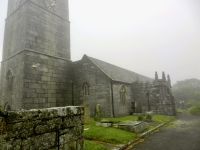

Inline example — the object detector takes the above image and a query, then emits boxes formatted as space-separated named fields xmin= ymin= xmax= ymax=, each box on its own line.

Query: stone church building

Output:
xmin=0 ymin=0 xmax=176 ymax=116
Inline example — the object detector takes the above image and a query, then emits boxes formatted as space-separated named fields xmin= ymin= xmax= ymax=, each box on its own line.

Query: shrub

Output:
xmin=185 ymin=100 xmax=199 ymax=108
xmin=137 ymin=116 xmax=144 ymax=121
xmin=189 ymin=103 xmax=200 ymax=115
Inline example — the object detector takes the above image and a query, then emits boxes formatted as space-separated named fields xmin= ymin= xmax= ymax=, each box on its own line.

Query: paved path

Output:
xmin=130 ymin=111 xmax=200 ymax=150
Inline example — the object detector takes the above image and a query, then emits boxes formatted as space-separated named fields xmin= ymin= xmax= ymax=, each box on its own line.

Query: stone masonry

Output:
xmin=73 ymin=55 xmax=112 ymax=117
xmin=1 ymin=0 xmax=72 ymax=110
xmin=0 ymin=0 xmax=176 ymax=117
xmin=0 ymin=106 xmax=84 ymax=150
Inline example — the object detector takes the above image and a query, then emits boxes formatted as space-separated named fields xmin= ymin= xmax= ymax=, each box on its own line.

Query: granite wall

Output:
xmin=112 ymin=82 xmax=133 ymax=116
xmin=73 ymin=56 xmax=112 ymax=117
xmin=0 ymin=106 xmax=84 ymax=150
xmin=1 ymin=0 xmax=72 ymax=110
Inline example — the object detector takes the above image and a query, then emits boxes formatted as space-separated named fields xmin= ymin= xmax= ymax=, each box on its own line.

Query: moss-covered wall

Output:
xmin=0 ymin=106 xmax=84 ymax=150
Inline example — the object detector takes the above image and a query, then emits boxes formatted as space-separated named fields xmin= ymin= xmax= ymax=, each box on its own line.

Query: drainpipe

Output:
xmin=71 ymin=80 xmax=74 ymax=106
xmin=147 ymin=91 xmax=150 ymax=111
xmin=111 ymin=80 xmax=115 ymax=118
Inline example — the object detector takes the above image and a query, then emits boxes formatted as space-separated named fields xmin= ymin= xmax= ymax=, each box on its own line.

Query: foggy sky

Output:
xmin=0 ymin=0 xmax=200 ymax=85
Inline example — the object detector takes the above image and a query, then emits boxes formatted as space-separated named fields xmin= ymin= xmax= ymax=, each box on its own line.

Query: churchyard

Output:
xmin=84 ymin=114 xmax=174 ymax=150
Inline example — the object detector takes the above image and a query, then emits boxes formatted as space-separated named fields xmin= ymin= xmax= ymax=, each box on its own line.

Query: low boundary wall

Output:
xmin=0 ymin=106 xmax=84 ymax=150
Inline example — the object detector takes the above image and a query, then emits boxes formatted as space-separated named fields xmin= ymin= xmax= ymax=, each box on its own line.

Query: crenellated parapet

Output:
xmin=132 ymin=72 xmax=176 ymax=115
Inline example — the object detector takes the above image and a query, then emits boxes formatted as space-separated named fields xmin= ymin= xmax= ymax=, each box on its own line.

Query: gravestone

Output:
xmin=145 ymin=111 xmax=153 ymax=122
xmin=119 ymin=121 xmax=146 ymax=133
xmin=94 ymin=104 xmax=102 ymax=122
xmin=81 ymin=103 xmax=90 ymax=124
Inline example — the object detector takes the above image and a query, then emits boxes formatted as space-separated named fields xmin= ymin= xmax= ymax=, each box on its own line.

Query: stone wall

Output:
xmin=0 ymin=106 xmax=84 ymax=150
xmin=0 ymin=53 xmax=24 ymax=110
xmin=22 ymin=51 xmax=73 ymax=109
xmin=1 ymin=0 xmax=72 ymax=110
xmin=25 ymin=0 xmax=70 ymax=59
xmin=73 ymin=56 xmax=138 ymax=117
xmin=5 ymin=0 xmax=70 ymax=60
xmin=73 ymin=56 xmax=112 ymax=117
xmin=112 ymin=82 xmax=133 ymax=116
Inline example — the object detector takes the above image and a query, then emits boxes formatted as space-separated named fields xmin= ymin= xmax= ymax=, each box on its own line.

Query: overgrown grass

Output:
xmin=84 ymin=140 xmax=108 ymax=150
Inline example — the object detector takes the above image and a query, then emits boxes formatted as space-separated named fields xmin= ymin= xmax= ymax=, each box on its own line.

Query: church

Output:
xmin=0 ymin=0 xmax=176 ymax=116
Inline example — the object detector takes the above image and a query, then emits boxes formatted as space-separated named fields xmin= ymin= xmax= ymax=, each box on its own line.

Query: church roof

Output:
xmin=85 ymin=55 xmax=153 ymax=84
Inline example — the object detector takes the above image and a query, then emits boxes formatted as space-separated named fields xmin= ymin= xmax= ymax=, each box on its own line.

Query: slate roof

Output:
xmin=85 ymin=55 xmax=153 ymax=84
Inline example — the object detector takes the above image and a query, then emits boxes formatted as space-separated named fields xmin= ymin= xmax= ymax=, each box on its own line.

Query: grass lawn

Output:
xmin=177 ymin=108 xmax=184 ymax=113
xmin=84 ymin=140 xmax=108 ymax=150
xmin=103 ymin=115 xmax=138 ymax=122
xmin=84 ymin=115 xmax=174 ymax=150
xmin=84 ymin=118 xmax=137 ymax=144
xmin=151 ymin=114 xmax=174 ymax=123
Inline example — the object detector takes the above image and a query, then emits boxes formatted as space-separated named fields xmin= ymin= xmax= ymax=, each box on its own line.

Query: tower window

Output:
xmin=83 ymin=82 xmax=90 ymax=96
xmin=6 ymin=69 xmax=14 ymax=92
xmin=119 ymin=85 xmax=126 ymax=105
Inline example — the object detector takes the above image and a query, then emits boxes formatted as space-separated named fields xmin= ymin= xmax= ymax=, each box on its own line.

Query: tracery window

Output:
xmin=83 ymin=82 xmax=90 ymax=96
xmin=6 ymin=69 xmax=14 ymax=92
xmin=119 ymin=85 xmax=126 ymax=105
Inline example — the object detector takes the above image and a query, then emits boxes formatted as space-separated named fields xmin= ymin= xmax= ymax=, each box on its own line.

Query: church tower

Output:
xmin=1 ymin=0 xmax=72 ymax=110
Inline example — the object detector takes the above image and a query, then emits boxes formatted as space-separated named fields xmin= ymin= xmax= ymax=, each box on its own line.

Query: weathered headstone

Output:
xmin=119 ymin=121 xmax=146 ymax=133
xmin=145 ymin=111 xmax=153 ymax=122
xmin=81 ymin=103 xmax=90 ymax=125
xmin=94 ymin=104 xmax=102 ymax=122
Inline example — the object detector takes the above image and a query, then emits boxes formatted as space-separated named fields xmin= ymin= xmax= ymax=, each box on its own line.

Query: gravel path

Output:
xmin=129 ymin=111 xmax=200 ymax=150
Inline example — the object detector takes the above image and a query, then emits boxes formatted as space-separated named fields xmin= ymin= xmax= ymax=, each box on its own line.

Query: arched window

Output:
xmin=119 ymin=85 xmax=126 ymax=105
xmin=83 ymin=82 xmax=90 ymax=96
xmin=6 ymin=69 xmax=14 ymax=92
xmin=4 ymin=102 xmax=11 ymax=111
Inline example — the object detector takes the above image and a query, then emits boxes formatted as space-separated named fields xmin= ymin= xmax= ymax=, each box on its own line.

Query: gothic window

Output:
xmin=83 ymin=82 xmax=90 ymax=96
xmin=6 ymin=69 xmax=14 ymax=92
xmin=119 ymin=85 xmax=126 ymax=105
